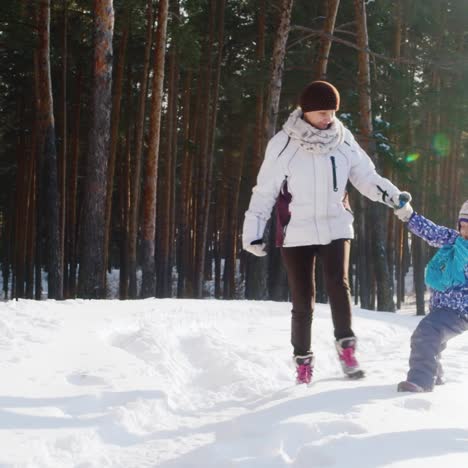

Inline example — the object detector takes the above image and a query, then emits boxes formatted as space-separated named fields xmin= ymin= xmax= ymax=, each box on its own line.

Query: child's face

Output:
xmin=460 ymin=221 xmax=468 ymax=240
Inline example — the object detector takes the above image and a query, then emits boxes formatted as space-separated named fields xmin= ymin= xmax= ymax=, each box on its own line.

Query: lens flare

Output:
xmin=405 ymin=153 xmax=420 ymax=163
xmin=432 ymin=133 xmax=450 ymax=157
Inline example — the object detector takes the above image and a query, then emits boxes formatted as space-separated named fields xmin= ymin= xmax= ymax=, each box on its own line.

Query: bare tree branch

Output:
xmin=290 ymin=26 xmax=458 ymax=71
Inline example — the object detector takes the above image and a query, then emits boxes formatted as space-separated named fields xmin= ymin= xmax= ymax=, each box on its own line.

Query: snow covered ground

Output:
xmin=1 ymin=298 xmax=468 ymax=468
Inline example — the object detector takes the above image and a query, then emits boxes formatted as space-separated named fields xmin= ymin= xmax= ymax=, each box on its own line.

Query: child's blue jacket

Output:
xmin=408 ymin=213 xmax=468 ymax=315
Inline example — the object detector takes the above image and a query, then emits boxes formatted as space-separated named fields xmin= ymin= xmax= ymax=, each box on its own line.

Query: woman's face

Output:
xmin=460 ymin=221 xmax=468 ymax=240
xmin=303 ymin=110 xmax=335 ymax=130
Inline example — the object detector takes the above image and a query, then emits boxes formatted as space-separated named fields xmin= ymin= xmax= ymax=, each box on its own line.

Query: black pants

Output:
xmin=281 ymin=239 xmax=354 ymax=356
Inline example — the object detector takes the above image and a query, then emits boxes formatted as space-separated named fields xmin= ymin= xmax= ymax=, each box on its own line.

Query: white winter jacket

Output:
xmin=243 ymin=119 xmax=401 ymax=248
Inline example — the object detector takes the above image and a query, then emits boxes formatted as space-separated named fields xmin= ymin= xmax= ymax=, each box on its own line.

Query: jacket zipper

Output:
xmin=280 ymin=176 xmax=290 ymax=245
xmin=330 ymin=156 xmax=338 ymax=192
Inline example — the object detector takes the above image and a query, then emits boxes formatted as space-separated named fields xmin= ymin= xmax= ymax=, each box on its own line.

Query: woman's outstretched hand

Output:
xmin=392 ymin=192 xmax=414 ymax=222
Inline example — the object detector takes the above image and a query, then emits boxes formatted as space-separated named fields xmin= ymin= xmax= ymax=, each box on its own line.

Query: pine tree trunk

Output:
xmin=195 ymin=0 xmax=226 ymax=298
xmin=213 ymin=234 xmax=221 ymax=298
xmin=184 ymin=65 xmax=204 ymax=298
xmin=26 ymin=155 xmax=36 ymax=298
xmin=37 ymin=0 xmax=62 ymax=299
xmin=58 ymin=0 xmax=68 ymax=297
xmin=448 ymin=30 xmax=464 ymax=220
xmin=22 ymin=128 xmax=35 ymax=299
xmin=119 ymin=104 xmax=132 ymax=300
xmin=353 ymin=0 xmax=395 ymax=312
xmin=245 ymin=0 xmax=266 ymax=301
xmin=395 ymin=221 xmax=409 ymax=308
xmin=128 ymin=0 xmax=153 ymax=299
xmin=390 ymin=0 xmax=403 ymax=309
xmin=67 ymin=70 xmax=82 ymax=298
xmin=78 ymin=0 xmax=114 ymax=298
xmin=412 ymin=236 xmax=426 ymax=316
xmin=14 ymin=96 xmax=28 ymax=299
xmin=247 ymin=0 xmax=294 ymax=300
xmin=157 ymin=0 xmax=180 ymax=297
xmin=253 ymin=0 xmax=266 ymax=173
xmin=191 ymin=0 xmax=216 ymax=298
xmin=176 ymin=71 xmax=193 ymax=297
xmin=104 ymin=17 xmax=129 ymax=285
xmin=32 ymin=49 xmax=43 ymax=301
xmin=356 ymin=195 xmax=371 ymax=308
xmin=386 ymin=169 xmax=395 ymax=300
xmin=407 ymin=66 xmax=426 ymax=316
xmin=393 ymin=0 xmax=403 ymax=60
xmin=314 ymin=0 xmax=340 ymax=80
xmin=165 ymin=0 xmax=181 ymax=298
xmin=25 ymin=38 xmax=39 ymax=299
xmin=224 ymin=128 xmax=247 ymax=299
xmin=395 ymin=219 xmax=402 ymax=309
xmin=264 ymin=0 xmax=294 ymax=139
xmin=140 ymin=0 xmax=169 ymax=298
xmin=2 ymin=200 xmax=13 ymax=299
xmin=194 ymin=0 xmax=225 ymax=298
xmin=267 ymin=0 xmax=294 ymax=302
xmin=216 ymin=134 xmax=230 ymax=298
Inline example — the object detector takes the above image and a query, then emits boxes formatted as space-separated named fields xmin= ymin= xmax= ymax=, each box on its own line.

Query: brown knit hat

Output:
xmin=299 ymin=81 xmax=340 ymax=112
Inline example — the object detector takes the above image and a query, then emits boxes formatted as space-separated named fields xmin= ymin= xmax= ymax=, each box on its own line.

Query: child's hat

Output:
xmin=459 ymin=200 xmax=468 ymax=224
xmin=299 ymin=81 xmax=340 ymax=112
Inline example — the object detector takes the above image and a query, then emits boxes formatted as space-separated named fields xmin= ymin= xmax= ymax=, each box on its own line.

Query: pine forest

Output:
xmin=0 ymin=0 xmax=466 ymax=314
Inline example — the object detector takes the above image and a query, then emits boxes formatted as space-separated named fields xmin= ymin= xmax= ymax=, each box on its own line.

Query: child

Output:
xmin=394 ymin=200 xmax=468 ymax=392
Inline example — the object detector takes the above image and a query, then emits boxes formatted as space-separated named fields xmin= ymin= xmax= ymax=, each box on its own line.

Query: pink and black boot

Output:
xmin=335 ymin=337 xmax=365 ymax=379
xmin=294 ymin=353 xmax=314 ymax=385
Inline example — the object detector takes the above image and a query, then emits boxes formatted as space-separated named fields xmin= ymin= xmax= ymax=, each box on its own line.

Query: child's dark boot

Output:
xmin=397 ymin=380 xmax=431 ymax=392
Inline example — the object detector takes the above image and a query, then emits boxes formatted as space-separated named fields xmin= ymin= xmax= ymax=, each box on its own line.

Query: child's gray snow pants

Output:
xmin=407 ymin=307 xmax=468 ymax=390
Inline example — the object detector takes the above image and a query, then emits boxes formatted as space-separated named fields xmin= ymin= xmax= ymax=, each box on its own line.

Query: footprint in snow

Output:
xmin=294 ymin=443 xmax=335 ymax=467
xmin=67 ymin=372 xmax=108 ymax=387
xmin=400 ymin=397 xmax=432 ymax=411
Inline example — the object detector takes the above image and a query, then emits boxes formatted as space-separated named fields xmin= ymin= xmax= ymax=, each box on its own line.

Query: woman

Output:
xmin=243 ymin=81 xmax=410 ymax=384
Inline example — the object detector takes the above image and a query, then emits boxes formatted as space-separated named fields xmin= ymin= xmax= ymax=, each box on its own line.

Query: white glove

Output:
xmin=244 ymin=240 xmax=267 ymax=257
xmin=389 ymin=191 xmax=412 ymax=209
xmin=394 ymin=202 xmax=414 ymax=222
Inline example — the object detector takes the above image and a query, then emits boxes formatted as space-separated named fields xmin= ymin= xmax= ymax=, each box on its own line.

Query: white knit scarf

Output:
xmin=282 ymin=108 xmax=345 ymax=155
